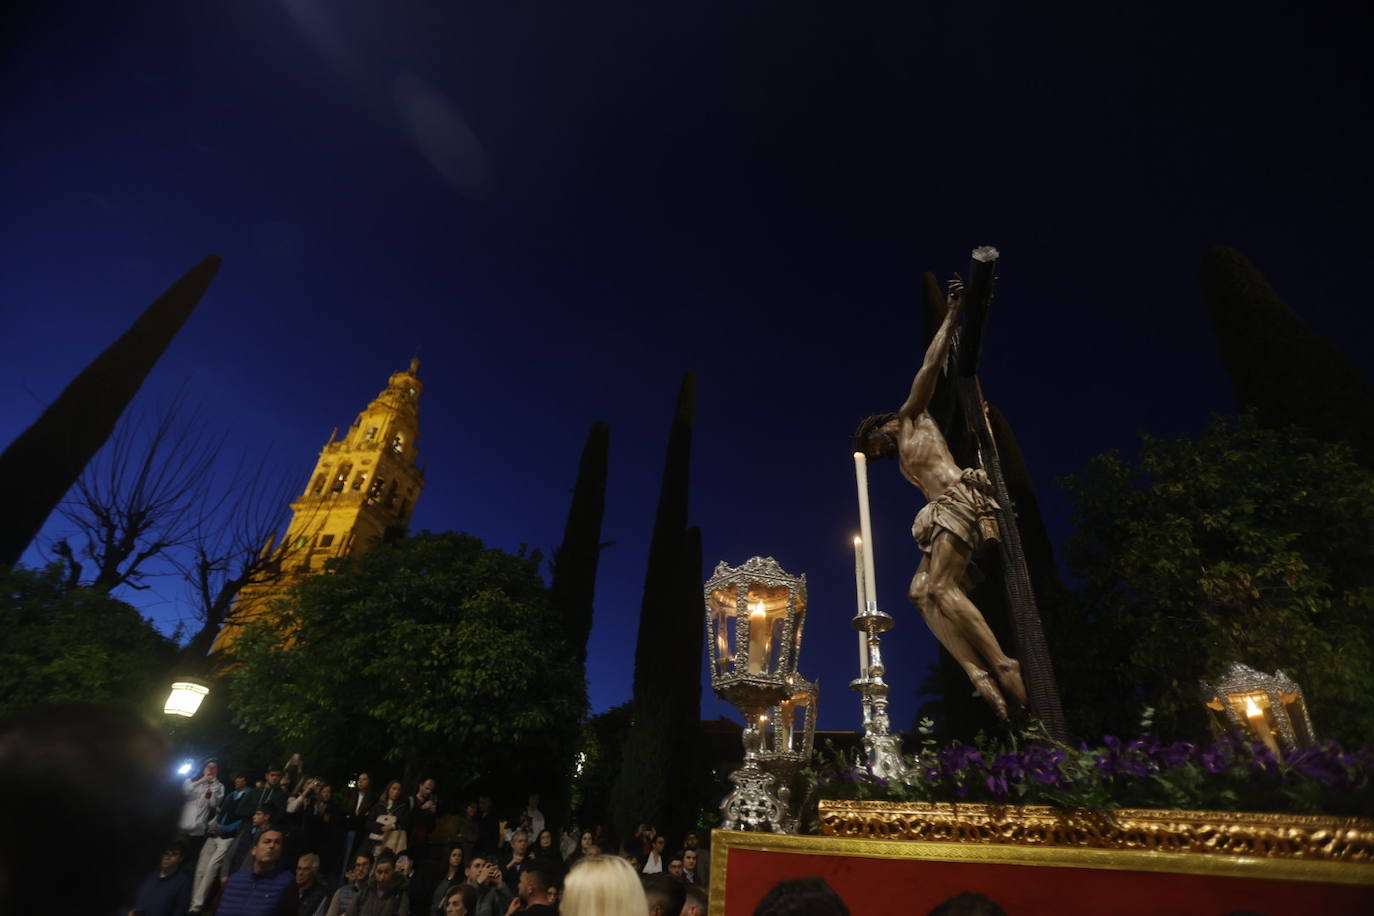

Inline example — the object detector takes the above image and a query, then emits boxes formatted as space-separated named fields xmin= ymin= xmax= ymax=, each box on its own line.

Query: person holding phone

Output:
xmin=178 ymin=758 xmax=223 ymax=865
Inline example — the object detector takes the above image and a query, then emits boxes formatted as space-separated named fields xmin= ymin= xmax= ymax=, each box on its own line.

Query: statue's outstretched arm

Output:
xmin=899 ymin=290 xmax=963 ymax=421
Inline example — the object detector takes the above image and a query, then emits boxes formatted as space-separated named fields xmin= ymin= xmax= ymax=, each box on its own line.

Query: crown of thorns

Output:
xmin=851 ymin=413 xmax=897 ymax=453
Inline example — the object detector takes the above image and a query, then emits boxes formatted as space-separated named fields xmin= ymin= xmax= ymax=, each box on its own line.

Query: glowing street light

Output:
xmin=163 ymin=679 xmax=210 ymax=718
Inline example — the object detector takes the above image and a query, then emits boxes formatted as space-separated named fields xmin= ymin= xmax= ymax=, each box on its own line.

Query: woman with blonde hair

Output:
xmin=561 ymin=854 xmax=648 ymax=916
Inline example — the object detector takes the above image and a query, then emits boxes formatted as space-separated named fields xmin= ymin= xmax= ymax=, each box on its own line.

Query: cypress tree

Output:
xmin=610 ymin=373 xmax=698 ymax=841
xmin=1 ymin=255 xmax=221 ymax=567
xmin=1200 ymin=245 xmax=1374 ymax=466
xmin=550 ymin=421 xmax=610 ymax=670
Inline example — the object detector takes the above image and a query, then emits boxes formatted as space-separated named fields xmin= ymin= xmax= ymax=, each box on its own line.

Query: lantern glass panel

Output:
xmin=709 ymin=582 xmax=793 ymax=676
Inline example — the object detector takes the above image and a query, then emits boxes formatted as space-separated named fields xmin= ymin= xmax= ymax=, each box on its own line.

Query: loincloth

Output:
xmin=912 ymin=468 xmax=1001 ymax=554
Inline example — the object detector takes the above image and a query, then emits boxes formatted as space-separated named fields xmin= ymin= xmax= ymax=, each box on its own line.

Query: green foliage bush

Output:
xmin=227 ymin=531 xmax=585 ymax=789
xmin=1052 ymin=414 xmax=1374 ymax=744
xmin=0 ymin=564 xmax=176 ymax=715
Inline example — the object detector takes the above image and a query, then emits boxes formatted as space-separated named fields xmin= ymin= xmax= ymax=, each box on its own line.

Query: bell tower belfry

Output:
xmin=211 ymin=359 xmax=426 ymax=653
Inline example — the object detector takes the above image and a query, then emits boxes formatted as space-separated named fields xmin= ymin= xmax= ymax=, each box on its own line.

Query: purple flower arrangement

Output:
xmin=802 ymin=722 xmax=1373 ymax=824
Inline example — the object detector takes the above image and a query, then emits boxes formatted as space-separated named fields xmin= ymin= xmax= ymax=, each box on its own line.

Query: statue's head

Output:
xmin=853 ymin=413 xmax=898 ymax=460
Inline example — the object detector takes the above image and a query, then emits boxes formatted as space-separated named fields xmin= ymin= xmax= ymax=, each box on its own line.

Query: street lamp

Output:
xmin=705 ymin=556 xmax=807 ymax=833
xmin=163 ymin=678 xmax=211 ymax=719
xmin=1200 ymin=662 xmax=1315 ymax=753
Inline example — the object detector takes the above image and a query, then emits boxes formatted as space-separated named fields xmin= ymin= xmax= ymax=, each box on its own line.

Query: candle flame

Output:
xmin=1244 ymin=696 xmax=1263 ymax=717
xmin=853 ymin=536 xmax=862 ymax=546
xmin=758 ymin=714 xmax=768 ymax=722
xmin=749 ymin=602 xmax=766 ymax=618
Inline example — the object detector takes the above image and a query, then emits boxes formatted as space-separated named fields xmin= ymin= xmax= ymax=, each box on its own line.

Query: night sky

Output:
xmin=4 ymin=1 xmax=1370 ymax=731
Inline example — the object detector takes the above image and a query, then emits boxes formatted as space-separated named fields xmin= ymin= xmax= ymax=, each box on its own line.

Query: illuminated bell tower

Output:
xmin=211 ymin=359 xmax=425 ymax=653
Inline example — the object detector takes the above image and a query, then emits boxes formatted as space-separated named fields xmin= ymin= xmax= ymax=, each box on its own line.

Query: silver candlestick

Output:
xmin=849 ymin=601 xmax=910 ymax=781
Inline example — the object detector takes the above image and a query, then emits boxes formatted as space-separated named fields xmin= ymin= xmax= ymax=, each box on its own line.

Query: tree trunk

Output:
xmin=0 ymin=256 xmax=221 ymax=567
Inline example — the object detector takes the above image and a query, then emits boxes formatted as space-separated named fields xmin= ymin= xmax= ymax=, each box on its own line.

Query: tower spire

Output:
xmin=211 ymin=358 xmax=426 ymax=654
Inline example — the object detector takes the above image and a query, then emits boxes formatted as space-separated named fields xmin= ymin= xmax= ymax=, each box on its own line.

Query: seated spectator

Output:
xmin=644 ymin=873 xmax=686 ymax=916
xmin=465 ymin=855 xmax=511 ymax=916
xmin=396 ymin=853 xmax=431 ymax=915
xmin=533 ymin=829 xmax=561 ymax=869
xmin=129 ymin=840 xmax=194 ymax=916
xmin=346 ymin=848 xmax=409 ymax=916
xmin=928 ymin=892 xmax=1007 ymax=916
xmin=502 ymin=829 xmax=532 ymax=892
xmin=753 ymin=877 xmax=849 ymax=916
xmin=682 ymin=848 xmax=705 ymax=888
xmin=560 ymin=855 xmax=647 ymax=916
xmin=683 ymin=833 xmax=708 ymax=885
xmin=217 ymin=828 xmax=294 ymax=916
xmin=441 ymin=884 xmax=476 ymax=916
xmin=564 ymin=829 xmax=595 ymax=867
xmin=683 ymin=884 xmax=708 ymax=916
xmin=430 ymin=846 xmax=466 ymax=916
xmin=324 ymin=851 xmax=373 ymax=916
xmin=515 ymin=863 xmax=557 ymax=915
xmin=294 ymin=852 xmax=331 ymax=916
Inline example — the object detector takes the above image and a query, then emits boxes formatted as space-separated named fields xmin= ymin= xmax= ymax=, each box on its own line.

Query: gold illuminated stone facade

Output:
xmin=211 ymin=359 xmax=425 ymax=653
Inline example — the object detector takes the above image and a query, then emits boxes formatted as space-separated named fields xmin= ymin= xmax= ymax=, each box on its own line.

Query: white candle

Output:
xmin=1244 ymin=696 xmax=1281 ymax=756
xmin=854 ymin=536 xmax=869 ymax=675
xmin=747 ymin=602 xmax=769 ymax=674
xmin=853 ymin=452 xmax=878 ymax=606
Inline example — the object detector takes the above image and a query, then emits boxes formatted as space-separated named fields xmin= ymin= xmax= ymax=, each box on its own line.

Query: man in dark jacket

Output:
xmin=130 ymin=841 xmax=193 ymax=916
xmin=339 ymin=772 xmax=375 ymax=867
xmin=292 ymin=853 xmax=331 ymax=916
xmin=345 ymin=850 xmax=409 ymax=916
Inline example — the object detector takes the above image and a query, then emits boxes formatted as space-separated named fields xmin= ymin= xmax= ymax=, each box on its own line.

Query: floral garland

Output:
xmin=800 ymin=718 xmax=1374 ymax=828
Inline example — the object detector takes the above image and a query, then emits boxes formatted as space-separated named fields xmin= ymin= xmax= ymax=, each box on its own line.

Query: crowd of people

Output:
xmin=126 ymin=757 xmax=717 ymax=916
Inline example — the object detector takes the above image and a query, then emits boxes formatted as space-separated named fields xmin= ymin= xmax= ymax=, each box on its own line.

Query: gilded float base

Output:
xmin=818 ymin=799 xmax=1374 ymax=863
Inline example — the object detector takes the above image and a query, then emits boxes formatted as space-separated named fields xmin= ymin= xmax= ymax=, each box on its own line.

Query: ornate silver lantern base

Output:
xmin=719 ymin=716 xmax=787 ymax=832
xmin=850 ymin=602 xmax=913 ymax=782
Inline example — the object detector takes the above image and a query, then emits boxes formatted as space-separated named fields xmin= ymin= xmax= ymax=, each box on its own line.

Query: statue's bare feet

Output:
xmin=996 ymin=659 xmax=1028 ymax=709
xmin=970 ymin=670 xmax=1008 ymax=719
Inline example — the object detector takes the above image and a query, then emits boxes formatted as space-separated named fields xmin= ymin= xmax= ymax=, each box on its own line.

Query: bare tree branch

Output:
xmin=174 ymin=451 xmax=316 ymax=660
xmin=53 ymin=389 xmax=222 ymax=592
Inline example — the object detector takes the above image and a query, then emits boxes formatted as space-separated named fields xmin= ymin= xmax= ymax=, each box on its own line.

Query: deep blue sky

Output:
xmin=3 ymin=1 xmax=1370 ymax=731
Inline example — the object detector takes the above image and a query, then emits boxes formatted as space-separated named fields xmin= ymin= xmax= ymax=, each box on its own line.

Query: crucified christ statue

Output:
xmin=853 ymin=283 xmax=1028 ymax=719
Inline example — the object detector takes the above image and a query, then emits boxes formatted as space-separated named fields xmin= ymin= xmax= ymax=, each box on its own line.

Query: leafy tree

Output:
xmin=0 ymin=564 xmax=177 ymax=715
xmin=225 ymin=531 xmax=585 ymax=791
xmin=1054 ymin=414 xmax=1374 ymax=745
